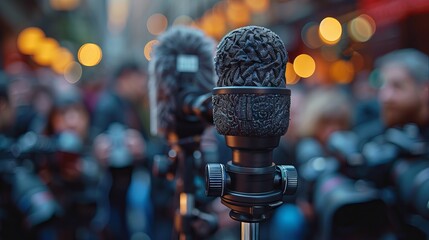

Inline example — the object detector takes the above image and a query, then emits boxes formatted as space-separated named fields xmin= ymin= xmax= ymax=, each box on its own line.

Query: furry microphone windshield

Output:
xmin=148 ymin=26 xmax=216 ymax=137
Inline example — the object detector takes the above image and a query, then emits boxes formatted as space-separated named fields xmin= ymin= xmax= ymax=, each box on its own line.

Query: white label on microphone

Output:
xmin=177 ymin=55 xmax=199 ymax=73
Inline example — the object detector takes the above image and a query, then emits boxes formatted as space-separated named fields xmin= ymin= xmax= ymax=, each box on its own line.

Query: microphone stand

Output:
xmin=148 ymin=26 xmax=219 ymax=240
xmin=167 ymin=133 xmax=199 ymax=240
xmin=241 ymin=222 xmax=259 ymax=240
xmin=165 ymin=118 xmax=217 ymax=240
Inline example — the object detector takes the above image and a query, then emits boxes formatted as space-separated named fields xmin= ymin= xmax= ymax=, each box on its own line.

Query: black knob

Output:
xmin=277 ymin=165 xmax=298 ymax=195
xmin=205 ymin=164 xmax=226 ymax=197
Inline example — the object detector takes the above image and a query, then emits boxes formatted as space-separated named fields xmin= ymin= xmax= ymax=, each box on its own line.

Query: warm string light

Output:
xmin=32 ymin=38 xmax=60 ymax=66
xmin=191 ymin=0 xmax=273 ymax=39
xmin=51 ymin=47 xmax=75 ymax=74
xmin=107 ymin=0 xmax=130 ymax=33
xmin=285 ymin=62 xmax=300 ymax=85
xmin=293 ymin=54 xmax=316 ymax=78
xmin=144 ymin=40 xmax=159 ymax=61
xmin=16 ymin=27 xmax=101 ymax=85
xmin=302 ymin=22 xmax=323 ymax=49
xmin=50 ymin=0 xmax=81 ymax=11
xmin=78 ymin=43 xmax=103 ymax=67
xmin=319 ymin=17 xmax=342 ymax=44
xmin=348 ymin=14 xmax=376 ymax=42
xmin=64 ymin=61 xmax=83 ymax=84
xmin=244 ymin=0 xmax=270 ymax=13
xmin=226 ymin=1 xmax=251 ymax=28
xmin=173 ymin=15 xmax=194 ymax=26
xmin=329 ymin=60 xmax=355 ymax=84
xmin=298 ymin=13 xmax=375 ymax=85
xmin=17 ymin=27 xmax=45 ymax=55
xmin=147 ymin=13 xmax=168 ymax=36
xmin=199 ymin=11 xmax=227 ymax=40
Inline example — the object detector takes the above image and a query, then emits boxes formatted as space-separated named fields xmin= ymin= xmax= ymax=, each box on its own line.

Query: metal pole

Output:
xmin=241 ymin=222 xmax=259 ymax=240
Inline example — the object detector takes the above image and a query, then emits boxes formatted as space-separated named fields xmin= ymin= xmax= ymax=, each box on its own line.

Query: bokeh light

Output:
xmin=78 ymin=43 xmax=102 ymax=67
xmin=64 ymin=61 xmax=82 ymax=84
xmin=17 ymin=27 xmax=45 ymax=55
xmin=329 ymin=60 xmax=355 ymax=84
xmin=147 ymin=13 xmax=168 ymax=35
xmin=293 ymin=54 xmax=316 ymax=78
xmin=302 ymin=22 xmax=323 ymax=49
xmin=319 ymin=17 xmax=342 ymax=44
xmin=50 ymin=0 xmax=81 ymax=11
xmin=144 ymin=40 xmax=158 ymax=61
xmin=226 ymin=1 xmax=251 ymax=28
xmin=107 ymin=0 xmax=130 ymax=33
xmin=32 ymin=38 xmax=60 ymax=66
xmin=348 ymin=14 xmax=376 ymax=42
xmin=285 ymin=62 xmax=300 ymax=84
xmin=173 ymin=15 xmax=194 ymax=26
xmin=244 ymin=0 xmax=269 ymax=13
xmin=51 ymin=47 xmax=74 ymax=74
xmin=200 ymin=11 xmax=226 ymax=40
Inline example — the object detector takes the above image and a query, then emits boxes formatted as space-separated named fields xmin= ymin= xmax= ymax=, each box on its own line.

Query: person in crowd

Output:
xmin=273 ymin=84 xmax=307 ymax=166
xmin=369 ymin=48 xmax=429 ymax=238
xmin=44 ymin=83 xmax=91 ymax=143
xmin=265 ymin=84 xmax=307 ymax=240
xmin=92 ymin=122 xmax=149 ymax=240
xmin=270 ymin=87 xmax=354 ymax=240
xmin=0 ymin=71 xmax=14 ymax=136
xmin=376 ymin=48 xmax=429 ymax=133
xmin=275 ymin=48 xmax=429 ymax=240
xmin=350 ymin=72 xmax=384 ymax=144
xmin=296 ymin=87 xmax=353 ymax=149
xmin=5 ymin=69 xmax=38 ymax=139
xmin=41 ymin=83 xmax=106 ymax=239
xmin=91 ymin=62 xmax=149 ymax=140
xmin=30 ymin=84 xmax=55 ymax=134
xmin=1 ymin=70 xmax=59 ymax=239
xmin=90 ymin=62 xmax=153 ymax=240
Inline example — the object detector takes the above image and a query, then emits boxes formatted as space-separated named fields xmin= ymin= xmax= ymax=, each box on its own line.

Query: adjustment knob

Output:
xmin=277 ymin=165 xmax=298 ymax=195
xmin=205 ymin=164 xmax=226 ymax=197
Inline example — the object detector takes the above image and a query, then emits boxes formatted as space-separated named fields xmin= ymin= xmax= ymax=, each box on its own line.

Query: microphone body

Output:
xmin=205 ymin=26 xmax=298 ymax=225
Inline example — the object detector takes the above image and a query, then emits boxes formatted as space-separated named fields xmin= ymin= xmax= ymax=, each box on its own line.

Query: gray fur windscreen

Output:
xmin=148 ymin=26 xmax=216 ymax=136
xmin=215 ymin=26 xmax=288 ymax=88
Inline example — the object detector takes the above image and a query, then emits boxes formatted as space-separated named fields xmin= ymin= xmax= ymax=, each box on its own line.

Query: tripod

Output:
xmin=167 ymin=133 xmax=198 ymax=240
xmin=164 ymin=128 xmax=217 ymax=240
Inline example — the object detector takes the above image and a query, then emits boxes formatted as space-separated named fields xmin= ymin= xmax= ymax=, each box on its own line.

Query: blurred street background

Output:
xmin=0 ymin=0 xmax=428 ymax=85
xmin=0 ymin=1 xmax=429 ymax=240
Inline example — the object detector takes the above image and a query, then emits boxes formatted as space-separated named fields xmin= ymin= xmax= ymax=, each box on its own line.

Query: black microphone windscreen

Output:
xmin=212 ymin=26 xmax=290 ymax=138
xmin=215 ymin=26 xmax=288 ymax=88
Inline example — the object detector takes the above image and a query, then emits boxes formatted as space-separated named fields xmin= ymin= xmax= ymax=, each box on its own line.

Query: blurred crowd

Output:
xmin=0 ymin=41 xmax=429 ymax=240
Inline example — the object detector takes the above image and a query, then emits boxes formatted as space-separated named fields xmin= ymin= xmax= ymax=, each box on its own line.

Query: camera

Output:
xmin=0 ymin=135 xmax=59 ymax=238
xmin=0 ymin=131 xmax=102 ymax=239
xmin=297 ymin=124 xmax=429 ymax=239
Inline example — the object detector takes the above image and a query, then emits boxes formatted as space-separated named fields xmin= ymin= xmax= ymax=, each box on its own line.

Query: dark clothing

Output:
xmin=91 ymin=91 xmax=147 ymax=140
xmin=10 ymin=105 xmax=37 ymax=139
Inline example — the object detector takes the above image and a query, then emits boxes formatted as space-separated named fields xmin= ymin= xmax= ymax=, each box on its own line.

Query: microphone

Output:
xmin=148 ymin=26 xmax=218 ymax=240
xmin=205 ymin=26 xmax=298 ymax=238
xmin=148 ymin=26 xmax=216 ymax=138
